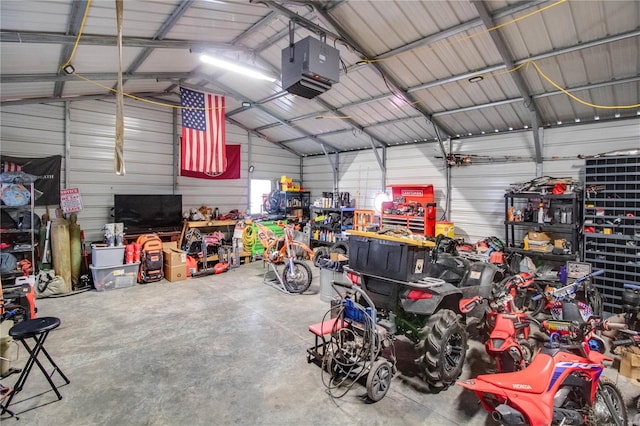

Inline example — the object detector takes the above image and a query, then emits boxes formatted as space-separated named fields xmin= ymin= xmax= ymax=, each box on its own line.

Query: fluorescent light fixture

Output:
xmin=200 ymin=54 xmax=276 ymax=82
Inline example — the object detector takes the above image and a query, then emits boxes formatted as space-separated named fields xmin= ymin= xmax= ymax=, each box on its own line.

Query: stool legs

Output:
xmin=1 ymin=330 xmax=69 ymax=415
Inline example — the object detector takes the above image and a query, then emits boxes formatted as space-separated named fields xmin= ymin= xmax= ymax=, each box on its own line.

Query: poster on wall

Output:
xmin=60 ymin=188 xmax=83 ymax=214
xmin=0 ymin=155 xmax=62 ymax=205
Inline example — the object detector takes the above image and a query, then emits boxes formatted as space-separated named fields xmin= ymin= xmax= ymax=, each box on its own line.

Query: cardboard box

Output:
xmin=162 ymin=241 xmax=178 ymax=251
xmin=164 ymin=263 xmax=187 ymax=282
xmin=330 ymin=252 xmax=348 ymax=262
xmin=619 ymin=346 xmax=640 ymax=382
xmin=528 ymin=231 xmax=551 ymax=241
xmin=163 ymin=248 xmax=187 ymax=266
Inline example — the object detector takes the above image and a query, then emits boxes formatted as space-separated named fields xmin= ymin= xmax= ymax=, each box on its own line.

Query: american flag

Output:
xmin=180 ymin=87 xmax=227 ymax=176
xmin=2 ymin=162 xmax=22 ymax=172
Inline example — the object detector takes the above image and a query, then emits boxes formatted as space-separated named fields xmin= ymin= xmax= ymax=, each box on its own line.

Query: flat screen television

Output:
xmin=114 ymin=194 xmax=183 ymax=233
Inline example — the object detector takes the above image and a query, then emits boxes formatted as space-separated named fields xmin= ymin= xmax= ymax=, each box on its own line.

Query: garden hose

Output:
xmin=242 ymin=225 xmax=257 ymax=250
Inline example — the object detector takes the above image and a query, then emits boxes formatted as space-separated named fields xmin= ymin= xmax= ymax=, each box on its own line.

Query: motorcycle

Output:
xmin=536 ymin=270 xmax=604 ymax=323
xmin=533 ymin=270 xmax=606 ymax=353
xmin=460 ymin=272 xmax=537 ymax=373
xmin=458 ymin=320 xmax=628 ymax=426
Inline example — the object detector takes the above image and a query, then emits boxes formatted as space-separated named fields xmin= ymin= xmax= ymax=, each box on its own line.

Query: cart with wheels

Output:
xmin=307 ymin=280 xmax=395 ymax=402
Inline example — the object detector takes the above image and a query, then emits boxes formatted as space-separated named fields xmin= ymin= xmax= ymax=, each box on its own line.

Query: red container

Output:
xmin=425 ymin=202 xmax=437 ymax=237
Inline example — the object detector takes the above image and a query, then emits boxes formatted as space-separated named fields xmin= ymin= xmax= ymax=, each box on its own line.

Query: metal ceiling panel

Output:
xmin=0 ymin=0 xmax=70 ymax=32
xmin=0 ymin=82 xmax=56 ymax=100
xmin=0 ymin=43 xmax=62 ymax=74
xmin=265 ymin=95 xmax=326 ymax=122
xmin=281 ymin=139 xmax=324 ymax=156
xmin=136 ymin=48 xmax=199 ymax=73
xmin=0 ymin=0 xmax=637 ymax=157
xmin=82 ymin=1 xmax=180 ymax=38
xmin=436 ymin=101 xmax=530 ymax=135
xmin=312 ymin=129 xmax=376 ymax=152
xmin=228 ymin=107 xmax=284 ymax=131
xmin=69 ymin=45 xmax=145 ymax=74
xmin=365 ymin=117 xmax=438 ymax=145
xmin=165 ymin=1 xmax=267 ymax=43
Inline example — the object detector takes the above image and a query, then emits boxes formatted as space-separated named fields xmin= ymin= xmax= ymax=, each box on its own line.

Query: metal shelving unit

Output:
xmin=309 ymin=206 xmax=354 ymax=247
xmin=504 ymin=192 xmax=581 ymax=262
xmin=583 ymin=155 xmax=639 ymax=313
xmin=0 ymin=183 xmax=36 ymax=284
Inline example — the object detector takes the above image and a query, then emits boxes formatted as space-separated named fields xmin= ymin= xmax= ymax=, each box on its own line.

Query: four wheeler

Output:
xmin=342 ymin=232 xmax=505 ymax=392
xmin=255 ymin=221 xmax=313 ymax=294
xmin=458 ymin=327 xmax=628 ymax=426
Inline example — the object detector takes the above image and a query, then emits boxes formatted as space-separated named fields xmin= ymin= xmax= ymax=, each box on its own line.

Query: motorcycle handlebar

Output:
xmin=331 ymin=280 xmax=353 ymax=290
xmin=574 ymin=269 xmax=605 ymax=284
xmin=532 ymin=270 xmax=605 ymax=302
xmin=612 ymin=337 xmax=639 ymax=349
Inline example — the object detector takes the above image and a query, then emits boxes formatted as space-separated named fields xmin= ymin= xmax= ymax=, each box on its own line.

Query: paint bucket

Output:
xmin=435 ymin=221 xmax=455 ymax=238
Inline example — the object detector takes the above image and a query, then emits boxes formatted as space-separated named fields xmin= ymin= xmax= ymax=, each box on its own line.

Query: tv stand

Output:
xmin=124 ymin=228 xmax=182 ymax=245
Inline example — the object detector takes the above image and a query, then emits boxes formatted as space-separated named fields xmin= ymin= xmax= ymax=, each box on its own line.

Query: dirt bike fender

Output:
xmin=457 ymin=378 xmax=551 ymax=425
xmin=400 ymin=282 xmax=462 ymax=315
xmin=587 ymin=349 xmax=612 ymax=364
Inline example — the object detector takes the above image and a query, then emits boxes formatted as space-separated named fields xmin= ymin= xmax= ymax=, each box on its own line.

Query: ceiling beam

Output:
xmin=240 ymin=27 xmax=639 ymax=138
xmin=201 ymin=78 xmax=342 ymax=154
xmin=1 ymin=72 xmax=192 ymax=84
xmin=54 ymin=0 xmax=89 ymax=98
xmin=0 ymin=30 xmax=247 ymax=52
xmin=312 ymin=6 xmax=455 ymax=138
xmin=368 ymin=0 xmax=546 ymax=63
xmin=278 ymin=75 xmax=640 ymax=144
xmin=119 ymin=1 xmax=194 ymax=89
xmin=0 ymin=91 xmax=176 ymax=106
xmin=231 ymin=10 xmax=278 ymax=46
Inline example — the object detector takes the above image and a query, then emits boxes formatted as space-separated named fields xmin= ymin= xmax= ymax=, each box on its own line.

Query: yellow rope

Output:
xmin=62 ymin=0 xmax=637 ymax=115
xmin=61 ymin=0 xmax=92 ymax=69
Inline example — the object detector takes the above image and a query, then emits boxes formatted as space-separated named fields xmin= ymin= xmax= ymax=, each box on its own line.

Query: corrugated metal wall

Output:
xmin=302 ymin=120 xmax=639 ymax=244
xmin=1 ymin=99 xmax=301 ymax=243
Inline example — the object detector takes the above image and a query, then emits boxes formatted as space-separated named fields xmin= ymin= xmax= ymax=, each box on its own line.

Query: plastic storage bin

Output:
xmin=348 ymin=235 xmax=431 ymax=282
xmin=91 ymin=244 xmax=125 ymax=267
xmin=90 ymin=262 xmax=139 ymax=291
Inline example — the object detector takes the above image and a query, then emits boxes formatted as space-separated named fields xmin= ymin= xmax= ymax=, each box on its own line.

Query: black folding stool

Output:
xmin=1 ymin=317 xmax=70 ymax=417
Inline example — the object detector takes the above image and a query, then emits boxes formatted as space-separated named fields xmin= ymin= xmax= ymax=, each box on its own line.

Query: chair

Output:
xmin=1 ymin=317 xmax=70 ymax=418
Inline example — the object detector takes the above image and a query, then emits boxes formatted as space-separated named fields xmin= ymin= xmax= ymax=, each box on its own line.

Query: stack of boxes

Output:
xmin=163 ymin=243 xmax=187 ymax=282
xmin=89 ymin=244 xmax=139 ymax=291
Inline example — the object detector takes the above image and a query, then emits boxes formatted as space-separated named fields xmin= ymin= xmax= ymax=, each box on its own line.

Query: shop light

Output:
xmin=524 ymin=125 xmax=529 ymax=129
xmin=594 ymin=115 xmax=600 ymax=120
xmin=199 ymin=54 xmax=276 ymax=82
xmin=575 ymin=118 xmax=581 ymax=123
xmin=557 ymin=120 xmax=562 ymax=125
xmin=614 ymin=112 xmax=621 ymax=118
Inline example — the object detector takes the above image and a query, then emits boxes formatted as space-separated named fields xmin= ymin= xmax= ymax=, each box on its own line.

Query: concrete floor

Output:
xmin=2 ymin=260 xmax=639 ymax=425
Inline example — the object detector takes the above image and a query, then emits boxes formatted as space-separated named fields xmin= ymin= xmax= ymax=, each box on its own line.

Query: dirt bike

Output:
xmin=255 ymin=221 xmax=313 ymax=294
xmin=533 ymin=270 xmax=606 ymax=353
xmin=458 ymin=320 xmax=628 ymax=426
xmin=460 ymin=272 xmax=537 ymax=373
xmin=535 ymin=270 xmax=604 ymax=324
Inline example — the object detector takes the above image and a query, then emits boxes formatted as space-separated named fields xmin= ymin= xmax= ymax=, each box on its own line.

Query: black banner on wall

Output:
xmin=1 ymin=155 xmax=62 ymax=206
